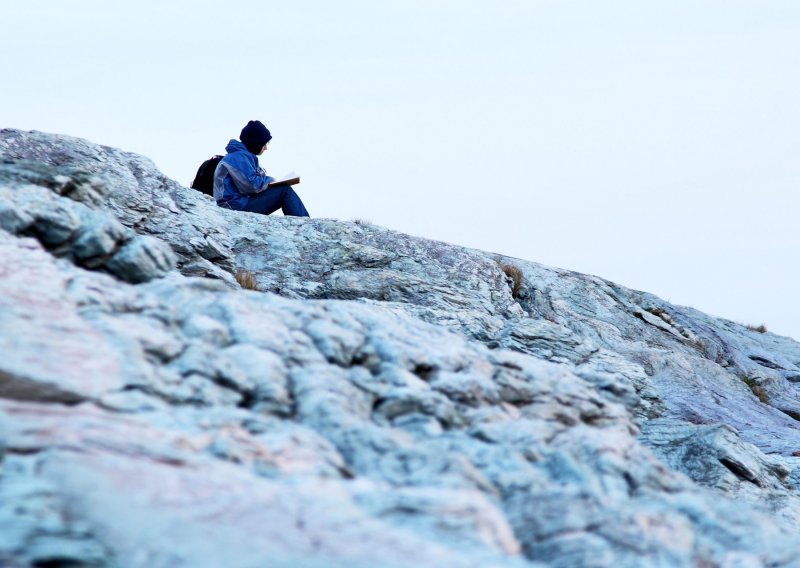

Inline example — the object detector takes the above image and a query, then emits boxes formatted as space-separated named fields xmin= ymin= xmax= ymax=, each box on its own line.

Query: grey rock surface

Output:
xmin=0 ymin=131 xmax=234 ymax=282
xmin=2 ymin=128 xmax=800 ymax=567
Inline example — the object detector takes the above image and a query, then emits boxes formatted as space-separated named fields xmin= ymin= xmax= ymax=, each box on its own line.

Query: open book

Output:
xmin=268 ymin=171 xmax=300 ymax=187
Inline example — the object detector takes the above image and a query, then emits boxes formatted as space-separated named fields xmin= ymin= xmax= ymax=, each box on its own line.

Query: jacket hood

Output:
xmin=225 ymin=139 xmax=250 ymax=154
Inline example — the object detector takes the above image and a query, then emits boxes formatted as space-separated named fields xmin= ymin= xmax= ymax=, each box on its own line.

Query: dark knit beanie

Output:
xmin=240 ymin=120 xmax=272 ymax=154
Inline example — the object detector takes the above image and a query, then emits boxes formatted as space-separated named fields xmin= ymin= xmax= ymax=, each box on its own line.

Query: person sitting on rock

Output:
xmin=213 ymin=120 xmax=309 ymax=217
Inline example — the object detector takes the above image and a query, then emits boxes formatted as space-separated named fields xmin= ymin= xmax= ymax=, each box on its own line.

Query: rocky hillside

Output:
xmin=2 ymin=129 xmax=800 ymax=567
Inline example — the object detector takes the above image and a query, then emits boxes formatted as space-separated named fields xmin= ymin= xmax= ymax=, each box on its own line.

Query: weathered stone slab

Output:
xmin=3 ymin=129 xmax=800 ymax=567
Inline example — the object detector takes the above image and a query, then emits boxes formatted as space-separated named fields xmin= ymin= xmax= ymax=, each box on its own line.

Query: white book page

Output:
xmin=272 ymin=171 xmax=297 ymax=184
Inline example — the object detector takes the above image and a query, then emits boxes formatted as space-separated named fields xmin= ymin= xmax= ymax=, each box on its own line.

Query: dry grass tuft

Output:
xmin=751 ymin=385 xmax=770 ymax=404
xmin=746 ymin=323 xmax=768 ymax=334
xmin=497 ymin=261 xmax=524 ymax=299
xmin=742 ymin=375 xmax=770 ymax=404
xmin=235 ymin=269 xmax=258 ymax=291
xmin=644 ymin=306 xmax=674 ymax=323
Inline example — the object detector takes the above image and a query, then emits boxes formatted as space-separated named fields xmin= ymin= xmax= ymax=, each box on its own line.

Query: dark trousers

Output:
xmin=241 ymin=185 xmax=309 ymax=217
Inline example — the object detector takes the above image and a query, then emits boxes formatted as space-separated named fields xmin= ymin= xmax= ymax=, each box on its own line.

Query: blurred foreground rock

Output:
xmin=2 ymin=129 xmax=800 ymax=567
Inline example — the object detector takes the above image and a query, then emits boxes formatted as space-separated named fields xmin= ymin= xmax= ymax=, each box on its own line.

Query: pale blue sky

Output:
xmin=3 ymin=1 xmax=799 ymax=339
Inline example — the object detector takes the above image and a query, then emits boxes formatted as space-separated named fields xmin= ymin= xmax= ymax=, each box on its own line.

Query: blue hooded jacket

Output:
xmin=213 ymin=139 xmax=275 ymax=209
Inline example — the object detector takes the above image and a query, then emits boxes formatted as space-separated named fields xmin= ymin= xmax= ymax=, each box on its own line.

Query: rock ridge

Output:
xmin=1 ymin=128 xmax=800 ymax=567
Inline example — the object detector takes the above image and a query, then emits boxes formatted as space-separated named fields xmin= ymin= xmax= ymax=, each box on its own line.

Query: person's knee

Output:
xmin=280 ymin=186 xmax=303 ymax=204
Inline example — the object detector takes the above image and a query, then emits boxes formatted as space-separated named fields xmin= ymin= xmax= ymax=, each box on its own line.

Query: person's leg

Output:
xmin=280 ymin=186 xmax=309 ymax=217
xmin=240 ymin=188 xmax=284 ymax=215
xmin=241 ymin=186 xmax=310 ymax=217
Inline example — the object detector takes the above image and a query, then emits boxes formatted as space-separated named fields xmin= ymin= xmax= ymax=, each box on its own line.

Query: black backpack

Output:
xmin=190 ymin=155 xmax=223 ymax=196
